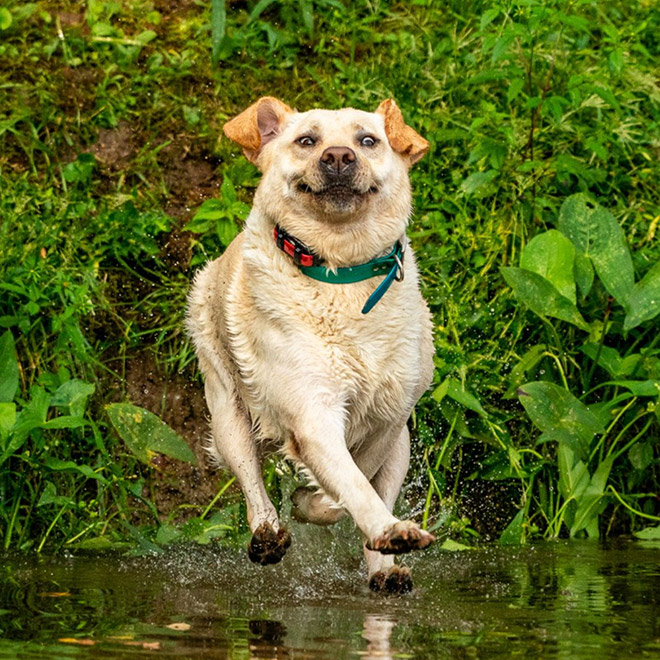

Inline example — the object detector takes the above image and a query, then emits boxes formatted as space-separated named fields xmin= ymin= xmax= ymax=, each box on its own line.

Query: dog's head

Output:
xmin=223 ymin=97 xmax=428 ymax=231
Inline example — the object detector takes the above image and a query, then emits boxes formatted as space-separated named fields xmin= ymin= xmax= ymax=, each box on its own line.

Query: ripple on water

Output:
xmin=1 ymin=537 xmax=659 ymax=659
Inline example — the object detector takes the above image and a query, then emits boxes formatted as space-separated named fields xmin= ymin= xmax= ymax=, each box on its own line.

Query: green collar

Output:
xmin=274 ymin=225 xmax=405 ymax=314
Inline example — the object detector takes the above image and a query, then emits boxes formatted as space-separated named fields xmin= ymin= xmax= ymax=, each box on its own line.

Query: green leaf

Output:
xmin=580 ymin=343 xmax=622 ymax=378
xmin=603 ymin=380 xmax=660 ymax=397
xmin=51 ymin=379 xmax=95 ymax=417
xmin=570 ymin=457 xmax=614 ymax=537
xmin=7 ymin=387 xmax=50 ymax=446
xmin=106 ymin=403 xmax=197 ymax=465
xmin=298 ymin=0 xmax=314 ymax=37
xmin=41 ymin=415 xmax=86 ymax=429
xmin=431 ymin=379 xmax=449 ymax=404
xmin=446 ymin=379 xmax=488 ymax=417
xmin=216 ymin=217 xmax=239 ymax=247
xmin=0 ymin=402 xmax=16 ymax=438
xmin=521 ymin=230 xmax=577 ymax=303
xmin=635 ymin=525 xmax=660 ymax=540
xmin=609 ymin=48 xmax=624 ymax=74
xmin=156 ymin=524 xmax=183 ymax=546
xmin=460 ymin=170 xmax=497 ymax=196
xmin=499 ymin=509 xmax=525 ymax=545
xmin=504 ymin=344 xmax=546 ymax=398
xmin=491 ymin=33 xmax=514 ymax=62
xmin=136 ymin=29 xmax=157 ymax=45
xmin=37 ymin=482 xmax=71 ymax=508
xmin=628 ymin=442 xmax=653 ymax=472
xmin=624 ymin=260 xmax=660 ymax=331
xmin=435 ymin=378 xmax=487 ymax=417
xmin=0 ymin=8 xmax=12 ymax=30
xmin=62 ymin=153 xmax=96 ymax=184
xmin=248 ymin=0 xmax=278 ymax=23
xmin=187 ymin=199 xmax=223 ymax=230
xmin=0 ymin=331 xmax=19 ymax=403
xmin=183 ymin=513 xmax=232 ymax=544
xmin=518 ymin=382 xmax=604 ymax=459
xmin=439 ymin=539 xmax=474 ymax=551
xmin=479 ymin=7 xmax=499 ymax=31
xmin=557 ymin=446 xmax=589 ymax=503
xmin=501 ymin=267 xmax=590 ymax=330
xmin=73 ymin=537 xmax=131 ymax=551
xmin=507 ymin=78 xmax=525 ymax=103
xmin=211 ymin=0 xmax=227 ymax=63
xmin=43 ymin=457 xmax=108 ymax=483
xmin=558 ymin=194 xmax=634 ymax=309
xmin=573 ymin=252 xmax=594 ymax=298
xmin=220 ymin=176 xmax=238 ymax=204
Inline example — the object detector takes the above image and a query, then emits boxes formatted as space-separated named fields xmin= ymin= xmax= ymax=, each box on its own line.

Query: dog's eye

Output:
xmin=297 ymin=136 xmax=316 ymax=147
xmin=360 ymin=136 xmax=378 ymax=147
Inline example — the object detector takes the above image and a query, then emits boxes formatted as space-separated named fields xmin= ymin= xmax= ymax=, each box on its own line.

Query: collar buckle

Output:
xmin=273 ymin=225 xmax=321 ymax=267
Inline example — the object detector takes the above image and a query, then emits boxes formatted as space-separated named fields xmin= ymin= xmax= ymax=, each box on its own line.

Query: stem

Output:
xmin=607 ymin=486 xmax=660 ymax=522
xmin=584 ymin=299 xmax=611 ymax=390
xmin=37 ymin=504 xmax=70 ymax=553
xmin=589 ymin=397 xmax=636 ymax=464
xmin=609 ymin=417 xmax=652 ymax=461
xmin=200 ymin=476 xmax=236 ymax=520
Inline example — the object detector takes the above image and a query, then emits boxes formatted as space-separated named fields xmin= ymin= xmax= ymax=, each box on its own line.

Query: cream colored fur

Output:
xmin=187 ymin=98 xmax=435 ymax=585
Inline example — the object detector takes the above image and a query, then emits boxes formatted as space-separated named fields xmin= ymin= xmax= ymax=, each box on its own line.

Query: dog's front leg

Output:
xmin=205 ymin=370 xmax=291 ymax=565
xmin=291 ymin=407 xmax=433 ymax=555
xmin=362 ymin=425 xmax=417 ymax=594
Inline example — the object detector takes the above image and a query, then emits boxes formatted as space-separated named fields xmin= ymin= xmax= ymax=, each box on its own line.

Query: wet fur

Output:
xmin=187 ymin=97 xmax=434 ymax=591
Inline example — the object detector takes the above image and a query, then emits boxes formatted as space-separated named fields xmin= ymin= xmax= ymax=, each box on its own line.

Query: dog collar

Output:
xmin=273 ymin=225 xmax=405 ymax=314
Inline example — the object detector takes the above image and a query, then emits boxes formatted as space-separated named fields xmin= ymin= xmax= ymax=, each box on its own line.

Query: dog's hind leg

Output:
xmin=205 ymin=369 xmax=291 ymax=566
xmin=290 ymin=486 xmax=346 ymax=526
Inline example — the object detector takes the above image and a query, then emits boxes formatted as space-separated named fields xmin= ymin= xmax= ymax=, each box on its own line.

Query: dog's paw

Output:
xmin=247 ymin=523 xmax=292 ymax=566
xmin=367 ymin=520 xmax=434 ymax=555
xmin=369 ymin=565 xmax=413 ymax=595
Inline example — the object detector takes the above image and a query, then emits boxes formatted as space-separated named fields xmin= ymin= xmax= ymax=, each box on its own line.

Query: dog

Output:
xmin=187 ymin=97 xmax=435 ymax=593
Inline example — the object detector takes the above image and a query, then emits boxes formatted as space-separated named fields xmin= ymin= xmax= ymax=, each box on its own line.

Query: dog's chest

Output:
xmin=231 ymin=241 xmax=431 ymax=442
xmin=283 ymin=282 xmax=422 ymax=422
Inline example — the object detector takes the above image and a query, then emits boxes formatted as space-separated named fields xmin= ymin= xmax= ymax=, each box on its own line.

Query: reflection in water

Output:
xmin=362 ymin=614 xmax=395 ymax=660
xmin=0 ymin=540 xmax=659 ymax=659
xmin=248 ymin=619 xmax=288 ymax=659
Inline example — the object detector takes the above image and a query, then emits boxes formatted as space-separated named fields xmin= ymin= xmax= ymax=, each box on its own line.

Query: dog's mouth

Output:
xmin=297 ymin=182 xmax=379 ymax=197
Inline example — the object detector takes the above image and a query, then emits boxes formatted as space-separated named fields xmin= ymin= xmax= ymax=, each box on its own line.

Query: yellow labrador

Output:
xmin=187 ymin=97 xmax=435 ymax=593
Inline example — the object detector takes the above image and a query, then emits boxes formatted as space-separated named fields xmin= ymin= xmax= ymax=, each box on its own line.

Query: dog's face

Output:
xmin=223 ymin=98 xmax=428 ymax=226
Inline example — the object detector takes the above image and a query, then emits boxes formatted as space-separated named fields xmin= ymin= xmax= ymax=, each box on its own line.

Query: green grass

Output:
xmin=0 ymin=0 xmax=658 ymax=551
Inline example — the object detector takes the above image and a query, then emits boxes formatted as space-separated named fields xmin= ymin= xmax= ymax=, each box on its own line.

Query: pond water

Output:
xmin=1 ymin=536 xmax=659 ymax=659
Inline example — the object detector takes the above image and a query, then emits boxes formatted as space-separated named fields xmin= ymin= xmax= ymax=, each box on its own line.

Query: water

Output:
xmin=1 ymin=537 xmax=659 ymax=659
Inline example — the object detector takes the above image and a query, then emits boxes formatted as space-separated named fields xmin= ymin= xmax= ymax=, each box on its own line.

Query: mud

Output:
xmin=57 ymin=67 xmax=100 ymax=114
xmin=159 ymin=137 xmax=221 ymax=221
xmin=123 ymin=353 xmax=224 ymax=520
xmin=90 ymin=121 xmax=138 ymax=171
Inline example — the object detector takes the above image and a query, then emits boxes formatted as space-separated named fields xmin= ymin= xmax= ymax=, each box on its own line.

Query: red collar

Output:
xmin=273 ymin=225 xmax=323 ymax=267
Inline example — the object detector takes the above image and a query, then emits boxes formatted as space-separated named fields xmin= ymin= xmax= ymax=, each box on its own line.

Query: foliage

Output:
xmin=0 ymin=0 xmax=658 ymax=551
xmin=505 ymin=195 xmax=660 ymax=539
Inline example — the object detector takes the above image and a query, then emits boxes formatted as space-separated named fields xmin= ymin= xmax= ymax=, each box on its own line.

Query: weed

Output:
xmin=0 ymin=0 xmax=658 ymax=551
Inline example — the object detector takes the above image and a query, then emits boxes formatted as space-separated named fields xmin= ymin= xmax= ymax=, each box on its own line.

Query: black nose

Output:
xmin=320 ymin=146 xmax=356 ymax=175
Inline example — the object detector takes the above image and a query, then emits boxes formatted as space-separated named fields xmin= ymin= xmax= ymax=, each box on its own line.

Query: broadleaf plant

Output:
xmin=503 ymin=194 xmax=660 ymax=539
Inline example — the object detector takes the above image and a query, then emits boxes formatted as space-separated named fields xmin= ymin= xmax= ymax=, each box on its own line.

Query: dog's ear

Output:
xmin=375 ymin=99 xmax=429 ymax=165
xmin=223 ymin=97 xmax=294 ymax=165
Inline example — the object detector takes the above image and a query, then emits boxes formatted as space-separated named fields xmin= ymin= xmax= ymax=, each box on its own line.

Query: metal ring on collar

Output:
xmin=394 ymin=253 xmax=404 ymax=282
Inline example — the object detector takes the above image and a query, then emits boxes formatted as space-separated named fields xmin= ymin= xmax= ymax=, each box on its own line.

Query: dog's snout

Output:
xmin=320 ymin=146 xmax=356 ymax=175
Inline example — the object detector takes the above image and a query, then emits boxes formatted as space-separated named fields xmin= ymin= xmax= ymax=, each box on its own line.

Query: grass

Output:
xmin=0 ymin=0 xmax=659 ymax=551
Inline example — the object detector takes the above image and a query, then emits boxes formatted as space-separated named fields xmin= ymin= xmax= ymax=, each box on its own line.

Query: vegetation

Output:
xmin=0 ymin=0 xmax=658 ymax=552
